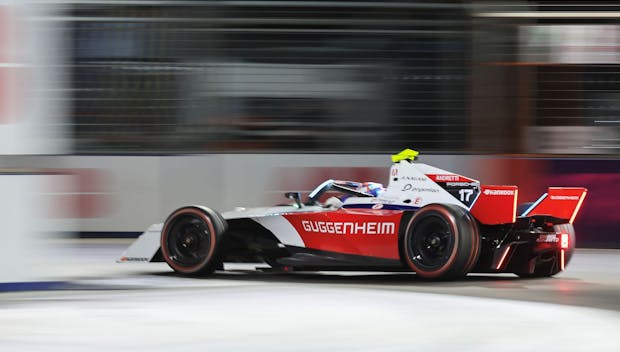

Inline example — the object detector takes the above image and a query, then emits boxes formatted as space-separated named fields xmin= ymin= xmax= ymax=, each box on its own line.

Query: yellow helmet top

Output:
xmin=391 ymin=148 xmax=419 ymax=163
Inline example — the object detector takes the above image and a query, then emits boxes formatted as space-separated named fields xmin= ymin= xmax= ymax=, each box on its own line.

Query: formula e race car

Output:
xmin=119 ymin=149 xmax=587 ymax=280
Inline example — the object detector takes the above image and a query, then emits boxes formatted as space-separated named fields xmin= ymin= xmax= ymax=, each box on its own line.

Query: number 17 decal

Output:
xmin=459 ymin=188 xmax=474 ymax=202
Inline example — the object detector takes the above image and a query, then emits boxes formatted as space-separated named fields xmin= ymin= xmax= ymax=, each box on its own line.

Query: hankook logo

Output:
xmin=483 ymin=189 xmax=515 ymax=196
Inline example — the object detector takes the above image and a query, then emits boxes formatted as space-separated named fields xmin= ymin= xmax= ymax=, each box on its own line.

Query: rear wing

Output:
xmin=520 ymin=187 xmax=588 ymax=224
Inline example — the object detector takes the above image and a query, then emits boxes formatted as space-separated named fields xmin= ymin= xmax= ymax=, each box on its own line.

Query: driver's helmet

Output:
xmin=358 ymin=182 xmax=385 ymax=197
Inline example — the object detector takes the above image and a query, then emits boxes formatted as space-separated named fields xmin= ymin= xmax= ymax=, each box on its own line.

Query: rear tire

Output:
xmin=160 ymin=206 xmax=227 ymax=275
xmin=401 ymin=204 xmax=480 ymax=280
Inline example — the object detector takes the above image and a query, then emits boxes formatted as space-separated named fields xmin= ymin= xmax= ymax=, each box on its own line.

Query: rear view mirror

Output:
xmin=285 ymin=192 xmax=302 ymax=208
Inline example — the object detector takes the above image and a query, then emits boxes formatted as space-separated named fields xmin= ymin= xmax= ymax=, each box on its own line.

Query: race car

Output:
xmin=118 ymin=149 xmax=587 ymax=280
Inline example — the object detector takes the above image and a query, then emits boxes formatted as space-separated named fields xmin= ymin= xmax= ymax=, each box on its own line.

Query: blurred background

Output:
xmin=1 ymin=0 xmax=619 ymax=281
xmin=65 ymin=1 xmax=620 ymax=154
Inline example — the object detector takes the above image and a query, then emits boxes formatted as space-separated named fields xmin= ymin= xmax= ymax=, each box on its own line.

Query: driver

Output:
xmin=357 ymin=182 xmax=385 ymax=197
xmin=324 ymin=181 xmax=386 ymax=208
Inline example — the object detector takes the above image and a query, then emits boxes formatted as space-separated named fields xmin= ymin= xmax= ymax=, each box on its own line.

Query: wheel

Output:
xmin=160 ymin=206 xmax=227 ymax=275
xmin=401 ymin=204 xmax=480 ymax=280
xmin=518 ymin=223 xmax=575 ymax=278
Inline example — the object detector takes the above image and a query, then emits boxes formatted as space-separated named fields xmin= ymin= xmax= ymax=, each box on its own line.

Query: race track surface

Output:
xmin=1 ymin=240 xmax=619 ymax=351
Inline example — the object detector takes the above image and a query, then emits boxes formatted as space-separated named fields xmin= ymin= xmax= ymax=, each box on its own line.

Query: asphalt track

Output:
xmin=1 ymin=240 xmax=619 ymax=351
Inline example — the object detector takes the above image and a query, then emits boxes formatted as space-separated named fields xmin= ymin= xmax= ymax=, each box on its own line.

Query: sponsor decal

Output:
xmin=414 ymin=197 xmax=422 ymax=205
xmin=119 ymin=256 xmax=149 ymax=262
xmin=400 ymin=176 xmax=428 ymax=182
xmin=371 ymin=203 xmax=383 ymax=210
xmin=370 ymin=198 xmax=396 ymax=204
xmin=434 ymin=175 xmax=459 ymax=182
xmin=401 ymin=184 xmax=439 ymax=193
xmin=301 ymin=220 xmax=396 ymax=235
xmin=550 ymin=195 xmax=579 ymax=201
xmin=391 ymin=168 xmax=398 ymax=176
xmin=536 ymin=234 xmax=559 ymax=243
xmin=483 ymin=189 xmax=515 ymax=196
xmin=446 ymin=182 xmax=477 ymax=187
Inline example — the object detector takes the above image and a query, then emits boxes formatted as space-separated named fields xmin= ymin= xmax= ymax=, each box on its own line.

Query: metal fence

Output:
xmin=63 ymin=1 xmax=620 ymax=154
xmin=472 ymin=2 xmax=620 ymax=154
xmin=69 ymin=1 xmax=471 ymax=153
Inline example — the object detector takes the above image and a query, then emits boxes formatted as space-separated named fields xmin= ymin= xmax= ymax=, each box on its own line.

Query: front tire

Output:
xmin=401 ymin=204 xmax=480 ymax=280
xmin=160 ymin=206 xmax=227 ymax=275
